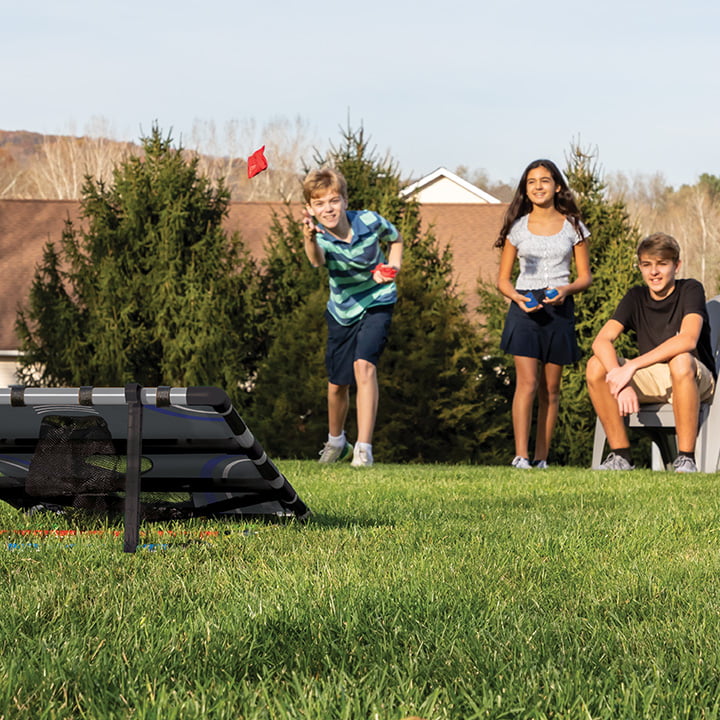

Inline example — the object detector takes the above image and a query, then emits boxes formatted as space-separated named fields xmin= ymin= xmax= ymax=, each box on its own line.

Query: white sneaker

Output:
xmin=318 ymin=440 xmax=353 ymax=463
xmin=673 ymin=455 xmax=698 ymax=473
xmin=597 ymin=452 xmax=635 ymax=471
xmin=351 ymin=444 xmax=374 ymax=467
xmin=532 ymin=460 xmax=548 ymax=469
xmin=511 ymin=456 xmax=532 ymax=469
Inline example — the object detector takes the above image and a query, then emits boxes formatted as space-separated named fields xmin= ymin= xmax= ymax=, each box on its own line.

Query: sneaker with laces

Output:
xmin=532 ymin=460 xmax=548 ymax=469
xmin=511 ymin=456 xmax=532 ymax=469
xmin=673 ymin=455 xmax=698 ymax=473
xmin=318 ymin=440 xmax=353 ymax=464
xmin=597 ymin=452 xmax=635 ymax=471
xmin=351 ymin=445 xmax=373 ymax=467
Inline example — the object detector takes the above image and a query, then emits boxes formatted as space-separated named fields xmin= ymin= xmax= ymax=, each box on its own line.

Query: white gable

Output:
xmin=400 ymin=167 xmax=501 ymax=204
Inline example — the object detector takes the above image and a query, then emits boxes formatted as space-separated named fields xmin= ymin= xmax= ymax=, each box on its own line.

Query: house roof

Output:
xmin=416 ymin=203 xmax=506 ymax=316
xmin=0 ymin=199 xmax=506 ymax=349
xmin=401 ymin=167 xmax=502 ymax=204
xmin=1 ymin=199 xmax=83 ymax=352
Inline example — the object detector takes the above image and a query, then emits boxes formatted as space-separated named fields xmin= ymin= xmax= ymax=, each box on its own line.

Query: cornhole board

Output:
xmin=0 ymin=385 xmax=310 ymax=552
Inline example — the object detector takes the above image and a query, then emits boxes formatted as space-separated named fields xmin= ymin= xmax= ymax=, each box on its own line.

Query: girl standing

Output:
xmin=496 ymin=159 xmax=592 ymax=469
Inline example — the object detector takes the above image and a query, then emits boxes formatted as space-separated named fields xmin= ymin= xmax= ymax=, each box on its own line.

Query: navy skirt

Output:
xmin=500 ymin=290 xmax=580 ymax=365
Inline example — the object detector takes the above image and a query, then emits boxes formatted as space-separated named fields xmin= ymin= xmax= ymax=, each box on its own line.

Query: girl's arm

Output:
xmin=497 ymin=242 xmax=533 ymax=308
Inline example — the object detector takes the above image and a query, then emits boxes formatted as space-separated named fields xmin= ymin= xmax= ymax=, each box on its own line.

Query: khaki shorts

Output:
xmin=619 ymin=358 xmax=715 ymax=403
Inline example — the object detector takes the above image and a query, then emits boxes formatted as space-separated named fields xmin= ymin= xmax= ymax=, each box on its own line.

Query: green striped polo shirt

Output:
xmin=316 ymin=209 xmax=400 ymax=326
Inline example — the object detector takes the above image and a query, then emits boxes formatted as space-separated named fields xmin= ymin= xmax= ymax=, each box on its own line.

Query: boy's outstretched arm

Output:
xmin=373 ymin=236 xmax=404 ymax=284
xmin=302 ymin=208 xmax=325 ymax=267
xmin=386 ymin=235 xmax=403 ymax=271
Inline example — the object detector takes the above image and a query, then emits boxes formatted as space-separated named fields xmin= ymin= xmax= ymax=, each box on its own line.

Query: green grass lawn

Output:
xmin=2 ymin=462 xmax=720 ymax=719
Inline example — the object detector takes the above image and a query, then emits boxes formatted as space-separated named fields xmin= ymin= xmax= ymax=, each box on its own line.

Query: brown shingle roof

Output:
xmin=417 ymin=203 xmax=506 ymax=316
xmin=0 ymin=199 xmax=83 ymax=350
xmin=0 ymin=199 xmax=505 ymax=349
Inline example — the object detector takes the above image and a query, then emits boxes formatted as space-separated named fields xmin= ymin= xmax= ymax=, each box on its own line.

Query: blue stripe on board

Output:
xmin=146 ymin=406 xmax=224 ymax=422
xmin=0 ymin=455 xmax=30 ymax=467
xmin=200 ymin=454 xmax=237 ymax=478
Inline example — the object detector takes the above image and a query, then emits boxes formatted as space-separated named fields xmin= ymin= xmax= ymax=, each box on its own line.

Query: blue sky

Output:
xmin=5 ymin=0 xmax=719 ymax=188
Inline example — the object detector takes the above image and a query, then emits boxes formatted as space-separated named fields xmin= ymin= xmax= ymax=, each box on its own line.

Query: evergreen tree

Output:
xmin=475 ymin=278 xmax=515 ymax=459
xmin=554 ymin=144 xmax=640 ymax=465
xmin=16 ymin=126 xmax=260 ymax=392
xmin=319 ymin=125 xmax=417 ymax=236
xmin=246 ymin=287 xmax=329 ymax=457
xmin=375 ymin=224 xmax=511 ymax=463
xmin=252 ymin=210 xmax=326 ymax=357
xmin=249 ymin=125 xmax=500 ymax=461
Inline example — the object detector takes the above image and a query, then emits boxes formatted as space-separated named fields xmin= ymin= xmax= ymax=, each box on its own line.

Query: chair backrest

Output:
xmin=707 ymin=295 xmax=720 ymax=376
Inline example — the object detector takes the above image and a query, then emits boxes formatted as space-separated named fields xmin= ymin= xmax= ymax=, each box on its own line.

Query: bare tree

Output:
xmin=185 ymin=118 xmax=246 ymax=199
xmin=666 ymin=182 xmax=720 ymax=292
xmin=0 ymin=149 xmax=21 ymax=197
xmin=607 ymin=172 xmax=720 ymax=293
xmin=187 ymin=116 xmax=318 ymax=202
xmin=454 ymin=165 xmax=515 ymax=202
xmin=14 ymin=119 xmax=137 ymax=199
xmin=1 ymin=116 xmax=318 ymax=202
xmin=607 ymin=171 xmax=672 ymax=231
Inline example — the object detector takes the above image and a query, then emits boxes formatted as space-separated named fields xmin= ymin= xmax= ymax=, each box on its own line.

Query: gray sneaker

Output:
xmin=673 ymin=455 xmax=698 ymax=473
xmin=597 ymin=452 xmax=635 ymax=471
xmin=318 ymin=440 xmax=353 ymax=463
xmin=511 ymin=456 xmax=532 ymax=469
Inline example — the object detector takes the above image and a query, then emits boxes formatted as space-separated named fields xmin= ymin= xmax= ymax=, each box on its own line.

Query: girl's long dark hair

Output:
xmin=494 ymin=159 xmax=584 ymax=248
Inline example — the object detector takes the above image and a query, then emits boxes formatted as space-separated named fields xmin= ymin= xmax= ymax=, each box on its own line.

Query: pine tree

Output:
xmin=252 ymin=210 xmax=326 ymax=355
xmin=245 ymin=287 xmax=330 ymax=457
xmin=319 ymin=125 xmax=417 ymax=236
xmin=375 ymin=224 xmax=511 ymax=462
xmin=553 ymin=144 xmax=641 ymax=465
xmin=16 ymin=126 xmax=261 ymax=391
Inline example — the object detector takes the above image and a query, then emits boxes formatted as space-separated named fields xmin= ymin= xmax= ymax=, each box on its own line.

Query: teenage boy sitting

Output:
xmin=586 ymin=233 xmax=716 ymax=472
xmin=301 ymin=168 xmax=403 ymax=467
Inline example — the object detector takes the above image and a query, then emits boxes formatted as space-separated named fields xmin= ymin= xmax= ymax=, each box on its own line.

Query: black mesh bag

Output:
xmin=26 ymin=415 xmax=124 ymax=510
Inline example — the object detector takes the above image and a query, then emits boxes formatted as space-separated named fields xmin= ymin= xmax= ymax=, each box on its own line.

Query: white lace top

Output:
xmin=508 ymin=215 xmax=589 ymax=289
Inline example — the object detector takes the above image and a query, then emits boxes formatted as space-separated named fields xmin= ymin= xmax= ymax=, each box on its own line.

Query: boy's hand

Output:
xmin=302 ymin=208 xmax=326 ymax=267
xmin=373 ymin=263 xmax=398 ymax=283
xmin=302 ymin=208 xmax=318 ymax=239
xmin=615 ymin=386 xmax=640 ymax=416
xmin=605 ymin=362 xmax=636 ymax=397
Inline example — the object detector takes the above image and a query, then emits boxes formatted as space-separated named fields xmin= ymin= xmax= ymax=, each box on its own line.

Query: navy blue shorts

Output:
xmin=325 ymin=305 xmax=394 ymax=385
xmin=500 ymin=290 xmax=580 ymax=365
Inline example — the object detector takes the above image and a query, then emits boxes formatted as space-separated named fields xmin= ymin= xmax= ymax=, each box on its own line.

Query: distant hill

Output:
xmin=0 ymin=130 xmax=47 ymax=166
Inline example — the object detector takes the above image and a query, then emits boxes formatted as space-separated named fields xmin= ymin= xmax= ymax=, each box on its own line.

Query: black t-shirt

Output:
xmin=612 ymin=278 xmax=716 ymax=380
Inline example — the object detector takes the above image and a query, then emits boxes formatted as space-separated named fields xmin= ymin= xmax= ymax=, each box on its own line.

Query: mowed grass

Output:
xmin=3 ymin=462 xmax=720 ymax=719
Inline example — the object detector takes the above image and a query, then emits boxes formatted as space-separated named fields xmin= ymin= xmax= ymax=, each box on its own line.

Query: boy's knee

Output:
xmin=586 ymin=355 xmax=604 ymax=384
xmin=353 ymin=359 xmax=377 ymax=383
xmin=668 ymin=352 xmax=695 ymax=380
